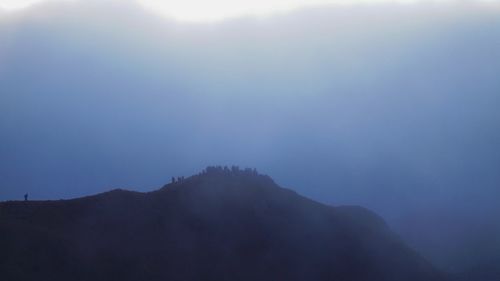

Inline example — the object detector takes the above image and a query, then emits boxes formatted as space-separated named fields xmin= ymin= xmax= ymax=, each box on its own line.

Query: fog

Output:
xmin=1 ymin=0 xmax=499 ymax=273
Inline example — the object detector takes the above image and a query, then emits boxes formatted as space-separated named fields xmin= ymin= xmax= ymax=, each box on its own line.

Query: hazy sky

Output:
xmin=1 ymin=0 xmax=499 ymax=21
xmin=0 ymin=0 xmax=499 ymax=272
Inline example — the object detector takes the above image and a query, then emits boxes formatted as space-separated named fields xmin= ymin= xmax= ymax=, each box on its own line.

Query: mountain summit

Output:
xmin=0 ymin=167 xmax=447 ymax=281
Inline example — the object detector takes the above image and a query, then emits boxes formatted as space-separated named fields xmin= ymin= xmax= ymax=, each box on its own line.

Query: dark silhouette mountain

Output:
xmin=0 ymin=167 xmax=447 ymax=281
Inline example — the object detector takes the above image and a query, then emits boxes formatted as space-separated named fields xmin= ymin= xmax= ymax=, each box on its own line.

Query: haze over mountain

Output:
xmin=0 ymin=168 xmax=448 ymax=281
xmin=1 ymin=0 xmax=499 ymax=276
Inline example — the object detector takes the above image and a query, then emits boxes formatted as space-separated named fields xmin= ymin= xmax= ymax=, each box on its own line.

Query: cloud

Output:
xmin=1 ymin=0 xmax=499 ymax=21
xmin=0 ymin=0 xmax=69 ymax=11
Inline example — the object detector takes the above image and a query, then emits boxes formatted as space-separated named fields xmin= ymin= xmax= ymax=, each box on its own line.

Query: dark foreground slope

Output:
xmin=0 ymin=167 xmax=447 ymax=281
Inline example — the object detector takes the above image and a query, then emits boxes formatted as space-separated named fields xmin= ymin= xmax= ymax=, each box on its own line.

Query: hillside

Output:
xmin=0 ymin=167 xmax=447 ymax=281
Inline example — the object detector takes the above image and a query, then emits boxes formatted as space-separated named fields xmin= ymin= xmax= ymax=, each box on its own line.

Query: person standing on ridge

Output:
xmin=24 ymin=193 xmax=28 ymax=201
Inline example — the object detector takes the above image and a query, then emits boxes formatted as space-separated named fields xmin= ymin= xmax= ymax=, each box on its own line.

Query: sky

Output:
xmin=0 ymin=0 xmax=500 ymax=273
xmin=1 ymin=0 xmax=499 ymax=21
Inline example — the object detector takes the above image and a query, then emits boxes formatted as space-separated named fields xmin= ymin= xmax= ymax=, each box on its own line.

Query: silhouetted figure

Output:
xmin=24 ymin=193 xmax=28 ymax=201
xmin=172 ymin=177 xmax=176 ymax=183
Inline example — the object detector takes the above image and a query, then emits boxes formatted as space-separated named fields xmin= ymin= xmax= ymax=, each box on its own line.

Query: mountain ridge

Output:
xmin=0 ymin=167 xmax=447 ymax=281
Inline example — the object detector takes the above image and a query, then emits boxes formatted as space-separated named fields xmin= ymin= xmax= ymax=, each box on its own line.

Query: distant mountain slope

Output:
xmin=0 ymin=167 xmax=447 ymax=281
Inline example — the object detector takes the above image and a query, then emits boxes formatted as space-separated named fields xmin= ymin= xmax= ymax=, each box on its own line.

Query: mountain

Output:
xmin=1 ymin=5 xmax=500 ymax=273
xmin=0 ymin=167 xmax=447 ymax=281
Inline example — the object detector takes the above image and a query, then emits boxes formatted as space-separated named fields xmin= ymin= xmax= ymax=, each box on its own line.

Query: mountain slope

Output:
xmin=0 ymin=167 xmax=447 ymax=281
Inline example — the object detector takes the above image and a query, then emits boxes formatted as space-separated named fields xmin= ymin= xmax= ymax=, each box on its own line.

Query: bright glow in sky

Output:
xmin=0 ymin=0 xmax=498 ymax=21
xmin=0 ymin=0 xmax=42 ymax=11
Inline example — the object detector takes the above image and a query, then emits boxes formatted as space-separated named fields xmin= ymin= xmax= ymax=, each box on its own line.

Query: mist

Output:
xmin=1 ymin=0 xmax=499 ymax=273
